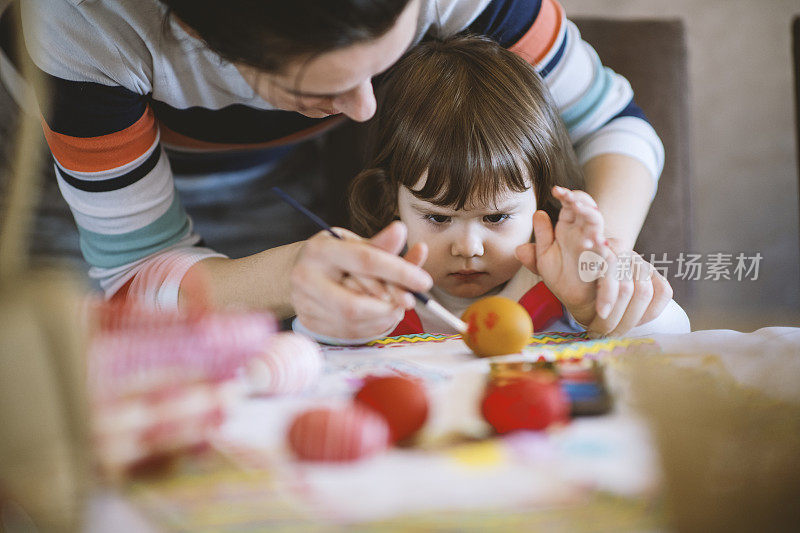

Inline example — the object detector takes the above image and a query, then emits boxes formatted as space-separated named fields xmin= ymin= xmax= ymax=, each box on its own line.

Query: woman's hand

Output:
xmin=291 ymin=221 xmax=431 ymax=340
xmin=582 ymin=238 xmax=673 ymax=337
xmin=516 ymin=187 xmax=672 ymax=337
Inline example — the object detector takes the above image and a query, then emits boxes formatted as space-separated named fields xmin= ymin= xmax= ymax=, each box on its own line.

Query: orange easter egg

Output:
xmin=461 ymin=296 xmax=533 ymax=357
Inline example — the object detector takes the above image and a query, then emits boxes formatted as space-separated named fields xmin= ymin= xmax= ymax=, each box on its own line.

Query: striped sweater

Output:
xmin=10 ymin=0 xmax=664 ymax=309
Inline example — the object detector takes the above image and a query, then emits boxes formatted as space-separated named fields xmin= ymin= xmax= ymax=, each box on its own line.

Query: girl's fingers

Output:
xmin=552 ymin=187 xmax=598 ymax=209
xmin=514 ymin=242 xmax=539 ymax=274
xmin=569 ymin=203 xmax=604 ymax=247
xmin=553 ymin=188 xmax=604 ymax=249
xmin=558 ymin=205 xmax=576 ymax=224
xmin=515 ymin=242 xmax=539 ymax=275
xmin=566 ymin=190 xmax=598 ymax=208
xmin=532 ymin=210 xmax=555 ymax=257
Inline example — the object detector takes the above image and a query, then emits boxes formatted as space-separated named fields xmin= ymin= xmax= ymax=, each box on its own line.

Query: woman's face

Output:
xmin=397 ymin=175 xmax=537 ymax=299
xmin=236 ymin=0 xmax=421 ymax=122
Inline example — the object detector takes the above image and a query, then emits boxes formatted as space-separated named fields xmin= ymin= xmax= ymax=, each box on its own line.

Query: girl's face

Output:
xmin=235 ymin=0 xmax=421 ymax=123
xmin=397 ymin=177 xmax=537 ymax=299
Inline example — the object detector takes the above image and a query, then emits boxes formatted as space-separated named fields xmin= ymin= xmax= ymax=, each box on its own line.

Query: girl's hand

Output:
xmin=517 ymin=187 xmax=605 ymax=323
xmin=291 ymin=221 xmax=431 ymax=340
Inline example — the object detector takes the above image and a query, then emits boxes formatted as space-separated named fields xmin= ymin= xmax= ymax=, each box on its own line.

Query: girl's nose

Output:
xmin=451 ymin=227 xmax=484 ymax=258
xmin=333 ymin=80 xmax=377 ymax=122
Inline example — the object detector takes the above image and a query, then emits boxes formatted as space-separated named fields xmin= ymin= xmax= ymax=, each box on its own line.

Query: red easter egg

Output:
xmin=354 ymin=376 xmax=429 ymax=443
xmin=287 ymin=405 xmax=389 ymax=462
xmin=481 ymin=373 xmax=570 ymax=433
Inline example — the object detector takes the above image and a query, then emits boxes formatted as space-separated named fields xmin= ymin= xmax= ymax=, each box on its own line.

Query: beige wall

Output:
xmin=564 ymin=0 xmax=800 ymax=318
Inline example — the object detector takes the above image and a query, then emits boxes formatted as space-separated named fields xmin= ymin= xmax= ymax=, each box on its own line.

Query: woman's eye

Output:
xmin=424 ymin=214 xmax=451 ymax=224
xmin=484 ymin=214 xmax=510 ymax=224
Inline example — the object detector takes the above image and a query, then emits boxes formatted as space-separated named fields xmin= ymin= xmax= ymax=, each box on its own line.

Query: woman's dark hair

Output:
xmin=160 ymin=0 xmax=412 ymax=72
xmin=348 ymin=35 xmax=584 ymax=237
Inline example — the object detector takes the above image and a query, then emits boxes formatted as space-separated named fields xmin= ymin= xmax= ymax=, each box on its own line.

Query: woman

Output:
xmin=3 ymin=0 xmax=667 ymax=337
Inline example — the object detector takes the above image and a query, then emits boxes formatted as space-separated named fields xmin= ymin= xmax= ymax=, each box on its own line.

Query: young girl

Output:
xmin=294 ymin=35 xmax=689 ymax=343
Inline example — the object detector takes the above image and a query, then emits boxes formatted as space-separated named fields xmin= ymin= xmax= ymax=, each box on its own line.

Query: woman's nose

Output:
xmin=333 ymin=80 xmax=377 ymax=122
xmin=451 ymin=227 xmax=484 ymax=258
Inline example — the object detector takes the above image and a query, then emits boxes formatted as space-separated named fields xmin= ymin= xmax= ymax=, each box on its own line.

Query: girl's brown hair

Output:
xmin=348 ymin=34 xmax=583 ymax=236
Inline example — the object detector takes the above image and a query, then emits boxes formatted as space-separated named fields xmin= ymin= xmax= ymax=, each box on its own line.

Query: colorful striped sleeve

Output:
xmin=15 ymin=0 xmax=226 ymax=309
xmin=468 ymin=0 xmax=665 ymax=184
xmin=37 ymin=73 xmax=224 ymax=309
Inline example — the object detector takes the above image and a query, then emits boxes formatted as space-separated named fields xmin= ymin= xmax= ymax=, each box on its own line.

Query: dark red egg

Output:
xmin=354 ymin=375 xmax=429 ymax=443
xmin=481 ymin=373 xmax=570 ymax=433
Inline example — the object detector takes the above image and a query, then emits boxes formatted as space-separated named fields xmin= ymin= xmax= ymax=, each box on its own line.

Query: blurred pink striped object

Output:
xmin=87 ymin=300 xmax=277 ymax=477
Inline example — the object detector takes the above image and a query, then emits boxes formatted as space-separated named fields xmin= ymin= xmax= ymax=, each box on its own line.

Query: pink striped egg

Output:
xmin=288 ymin=405 xmax=390 ymax=462
xmin=247 ymin=332 xmax=323 ymax=395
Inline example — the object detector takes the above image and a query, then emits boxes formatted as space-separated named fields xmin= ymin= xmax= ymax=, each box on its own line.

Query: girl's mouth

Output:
xmin=449 ymin=270 xmax=488 ymax=282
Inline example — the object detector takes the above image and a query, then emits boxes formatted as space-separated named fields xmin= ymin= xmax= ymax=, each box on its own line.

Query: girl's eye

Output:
xmin=484 ymin=214 xmax=510 ymax=224
xmin=424 ymin=214 xmax=451 ymax=224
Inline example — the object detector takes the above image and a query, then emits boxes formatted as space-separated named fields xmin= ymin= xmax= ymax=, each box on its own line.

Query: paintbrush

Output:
xmin=272 ymin=187 xmax=468 ymax=333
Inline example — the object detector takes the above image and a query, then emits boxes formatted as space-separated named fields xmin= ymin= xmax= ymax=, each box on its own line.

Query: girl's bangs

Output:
xmin=391 ymin=120 xmax=535 ymax=210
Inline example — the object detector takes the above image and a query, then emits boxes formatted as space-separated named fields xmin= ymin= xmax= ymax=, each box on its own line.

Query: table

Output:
xmin=89 ymin=327 xmax=800 ymax=532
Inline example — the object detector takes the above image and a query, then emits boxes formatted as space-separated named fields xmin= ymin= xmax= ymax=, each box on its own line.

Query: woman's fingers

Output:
xmin=588 ymin=273 xmax=633 ymax=336
xmin=339 ymin=225 xmax=428 ymax=309
xmin=403 ymin=241 xmax=428 ymax=267
xmin=301 ymin=268 xmax=398 ymax=319
xmin=594 ymin=245 xmax=619 ymax=320
xmin=302 ymin=230 xmax=433 ymax=294
xmin=586 ymin=252 xmax=672 ymax=337
xmin=606 ymin=256 xmax=653 ymax=336
xmin=341 ymin=274 xmax=393 ymax=304
xmin=368 ymin=220 xmax=408 ymax=256
xmin=394 ymin=242 xmax=429 ymax=308
xmin=637 ymin=269 xmax=673 ymax=325
xmin=385 ymin=282 xmax=416 ymax=309
xmin=293 ymin=268 xmax=404 ymax=338
xmin=291 ymin=223 xmax=432 ymax=340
